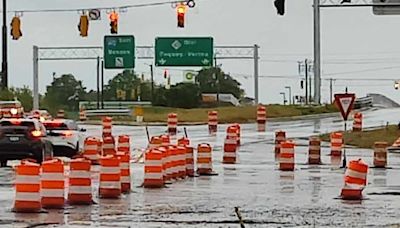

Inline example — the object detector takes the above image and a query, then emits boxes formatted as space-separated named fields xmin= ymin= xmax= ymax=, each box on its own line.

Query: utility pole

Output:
xmin=329 ymin=78 xmax=333 ymax=104
xmin=150 ymin=64 xmax=154 ymax=104
xmin=96 ymin=56 xmax=100 ymax=109
xmin=214 ymin=55 xmax=219 ymax=104
xmin=254 ymin=44 xmax=259 ymax=104
xmin=2 ymin=0 xmax=8 ymax=88
xmin=313 ymin=0 xmax=321 ymax=104
xmin=305 ymin=58 xmax=309 ymax=105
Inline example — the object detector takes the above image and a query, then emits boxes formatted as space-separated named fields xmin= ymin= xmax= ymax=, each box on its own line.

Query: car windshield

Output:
xmin=43 ymin=122 xmax=69 ymax=130
xmin=0 ymin=120 xmax=34 ymax=128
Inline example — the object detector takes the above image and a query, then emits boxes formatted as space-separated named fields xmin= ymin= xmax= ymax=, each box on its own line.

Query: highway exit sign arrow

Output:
xmin=155 ymin=37 xmax=213 ymax=67
xmin=334 ymin=93 xmax=356 ymax=121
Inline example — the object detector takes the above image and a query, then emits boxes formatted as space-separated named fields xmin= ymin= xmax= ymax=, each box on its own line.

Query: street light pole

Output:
xmin=284 ymin=86 xmax=292 ymax=105
xmin=280 ymin=92 xmax=287 ymax=105
xmin=150 ymin=64 xmax=154 ymax=104
xmin=1 ymin=0 xmax=8 ymax=88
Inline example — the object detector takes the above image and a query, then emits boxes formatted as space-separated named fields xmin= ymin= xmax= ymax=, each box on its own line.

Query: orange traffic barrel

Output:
xmin=308 ymin=137 xmax=321 ymax=165
xmin=56 ymin=109 xmax=65 ymax=119
xmin=102 ymin=136 xmax=116 ymax=156
xmin=158 ymin=147 xmax=168 ymax=182
xmin=330 ymin=132 xmax=343 ymax=156
xmin=279 ymin=141 xmax=295 ymax=171
xmin=167 ymin=113 xmax=178 ymax=135
xmin=79 ymin=108 xmax=87 ymax=121
xmin=185 ymin=146 xmax=195 ymax=177
xmin=353 ymin=112 xmax=362 ymax=132
xmin=102 ymin=116 xmax=113 ymax=137
xmin=41 ymin=159 xmax=65 ymax=209
xmin=143 ymin=149 xmax=164 ymax=188
xmin=148 ymin=136 xmax=162 ymax=149
xmin=99 ymin=155 xmax=121 ymax=198
xmin=275 ymin=131 xmax=286 ymax=154
xmin=117 ymin=153 xmax=131 ymax=193
xmin=234 ymin=123 xmax=241 ymax=146
xmin=177 ymin=146 xmax=187 ymax=179
xmin=168 ymin=146 xmax=179 ymax=179
xmin=223 ymin=135 xmax=237 ymax=164
xmin=14 ymin=160 xmax=41 ymax=212
xmin=177 ymin=137 xmax=190 ymax=147
xmin=341 ymin=159 xmax=368 ymax=200
xmin=161 ymin=135 xmax=170 ymax=146
xmin=374 ymin=142 xmax=387 ymax=168
xmin=68 ymin=158 xmax=92 ymax=205
xmin=208 ymin=111 xmax=218 ymax=135
xmin=83 ymin=137 xmax=100 ymax=164
xmin=256 ymin=105 xmax=267 ymax=132
xmin=197 ymin=143 xmax=213 ymax=175
xmin=117 ymin=135 xmax=130 ymax=154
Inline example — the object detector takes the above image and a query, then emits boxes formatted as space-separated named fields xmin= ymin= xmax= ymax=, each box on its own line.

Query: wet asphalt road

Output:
xmin=2 ymin=108 xmax=400 ymax=227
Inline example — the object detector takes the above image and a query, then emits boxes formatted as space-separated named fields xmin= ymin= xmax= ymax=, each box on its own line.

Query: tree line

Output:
xmin=0 ymin=67 xmax=244 ymax=114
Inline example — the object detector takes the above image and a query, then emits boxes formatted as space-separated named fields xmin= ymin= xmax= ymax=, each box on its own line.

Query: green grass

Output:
xmin=320 ymin=125 xmax=400 ymax=149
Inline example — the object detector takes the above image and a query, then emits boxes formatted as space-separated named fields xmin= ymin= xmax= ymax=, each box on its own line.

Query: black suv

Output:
xmin=0 ymin=118 xmax=53 ymax=167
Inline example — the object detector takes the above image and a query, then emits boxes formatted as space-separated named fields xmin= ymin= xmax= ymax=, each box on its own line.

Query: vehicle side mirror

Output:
xmin=80 ymin=128 xmax=87 ymax=132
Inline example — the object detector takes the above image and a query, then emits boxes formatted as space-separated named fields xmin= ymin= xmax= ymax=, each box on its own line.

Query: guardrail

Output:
xmin=354 ymin=96 xmax=373 ymax=109
xmin=79 ymin=101 xmax=151 ymax=110
xmin=85 ymin=109 xmax=132 ymax=117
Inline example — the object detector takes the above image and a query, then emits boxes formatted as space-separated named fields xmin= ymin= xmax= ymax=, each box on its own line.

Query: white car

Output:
xmin=42 ymin=119 xmax=86 ymax=158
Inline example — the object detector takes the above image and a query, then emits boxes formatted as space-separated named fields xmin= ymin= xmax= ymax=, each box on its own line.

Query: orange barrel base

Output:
xmin=13 ymin=201 xmax=41 ymax=213
xmin=68 ymin=195 xmax=92 ymax=205
xmin=341 ymin=189 xmax=363 ymax=200
xmin=41 ymin=198 xmax=65 ymax=209
xmin=197 ymin=168 xmax=212 ymax=175
xmin=222 ymin=157 xmax=236 ymax=164
xmin=99 ymin=189 xmax=121 ymax=199
xmin=331 ymin=151 xmax=342 ymax=156
xmin=279 ymin=163 xmax=294 ymax=171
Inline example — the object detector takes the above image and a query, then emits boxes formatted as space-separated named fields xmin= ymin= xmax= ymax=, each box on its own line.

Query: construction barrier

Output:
xmin=341 ymin=159 xmax=368 ymax=200
xmin=275 ymin=131 xmax=286 ymax=154
xmin=167 ymin=113 xmax=178 ymax=135
xmin=158 ymin=147 xmax=169 ymax=182
xmin=68 ymin=158 xmax=92 ymax=205
xmin=99 ymin=155 xmax=121 ymax=198
xmin=14 ymin=160 xmax=41 ymax=212
xmin=149 ymin=136 xmax=162 ymax=149
xmin=168 ymin=146 xmax=178 ymax=179
xmin=330 ymin=132 xmax=343 ymax=156
xmin=83 ymin=137 xmax=100 ymax=164
xmin=41 ymin=159 xmax=65 ymax=209
xmin=234 ymin=124 xmax=241 ymax=146
xmin=56 ymin=109 xmax=65 ymax=119
xmin=161 ymin=135 xmax=170 ymax=147
xmin=197 ymin=143 xmax=213 ymax=175
xmin=102 ymin=116 xmax=113 ymax=137
xmin=79 ymin=108 xmax=87 ymax=121
xmin=102 ymin=136 xmax=116 ymax=156
xmin=308 ymin=137 xmax=321 ymax=165
xmin=223 ymin=128 xmax=237 ymax=164
xmin=117 ymin=135 xmax=130 ymax=154
xmin=353 ymin=112 xmax=362 ymax=132
xmin=208 ymin=111 xmax=218 ymax=135
xmin=117 ymin=153 xmax=131 ymax=193
xmin=185 ymin=146 xmax=195 ymax=177
xmin=279 ymin=141 xmax=295 ymax=171
xmin=374 ymin=142 xmax=387 ymax=168
xmin=143 ymin=149 xmax=164 ymax=188
xmin=177 ymin=146 xmax=187 ymax=179
xmin=257 ymin=105 xmax=267 ymax=132
xmin=177 ymin=137 xmax=190 ymax=147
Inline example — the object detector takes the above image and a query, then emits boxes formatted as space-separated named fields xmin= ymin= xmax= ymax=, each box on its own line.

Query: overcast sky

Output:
xmin=6 ymin=0 xmax=400 ymax=104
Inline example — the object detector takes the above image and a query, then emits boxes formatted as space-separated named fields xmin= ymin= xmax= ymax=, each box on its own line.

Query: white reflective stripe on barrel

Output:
xmin=41 ymin=189 xmax=64 ymax=197
xmin=279 ymin=157 xmax=294 ymax=163
xmin=99 ymin=181 xmax=121 ymax=189
xmin=69 ymin=186 xmax=92 ymax=194
xmin=100 ymin=167 xmax=120 ymax=174
xmin=224 ymin=152 xmax=236 ymax=158
xmin=41 ymin=173 xmax=64 ymax=181
xmin=15 ymin=175 xmax=40 ymax=184
xmin=69 ymin=170 xmax=91 ymax=179
xmin=144 ymin=173 xmax=163 ymax=179
xmin=345 ymin=169 xmax=367 ymax=180
xmin=15 ymin=192 xmax=41 ymax=201
xmin=197 ymin=152 xmax=211 ymax=159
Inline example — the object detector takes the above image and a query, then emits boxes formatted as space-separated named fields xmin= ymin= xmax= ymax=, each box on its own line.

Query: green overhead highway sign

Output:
xmin=155 ymin=37 xmax=213 ymax=67
xmin=104 ymin=35 xmax=135 ymax=69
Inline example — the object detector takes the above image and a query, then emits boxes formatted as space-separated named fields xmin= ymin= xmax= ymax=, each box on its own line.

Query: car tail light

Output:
xmin=30 ymin=130 xmax=43 ymax=138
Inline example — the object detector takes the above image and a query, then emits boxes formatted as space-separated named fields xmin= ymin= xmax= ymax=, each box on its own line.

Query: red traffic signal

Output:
xmin=177 ymin=4 xmax=186 ymax=28
xmin=109 ymin=11 xmax=119 ymax=34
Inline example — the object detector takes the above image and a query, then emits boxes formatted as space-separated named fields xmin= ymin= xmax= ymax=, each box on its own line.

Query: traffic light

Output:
xmin=274 ymin=0 xmax=285 ymax=16
xmin=10 ymin=16 xmax=22 ymax=40
xmin=177 ymin=4 xmax=186 ymax=28
xmin=109 ymin=11 xmax=119 ymax=34
xmin=78 ymin=15 xmax=89 ymax=37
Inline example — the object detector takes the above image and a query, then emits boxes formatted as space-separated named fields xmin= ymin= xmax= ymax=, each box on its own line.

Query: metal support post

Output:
xmin=33 ymin=46 xmax=39 ymax=110
xmin=96 ymin=56 xmax=100 ymax=109
xmin=314 ymin=0 xmax=321 ymax=104
xmin=150 ymin=64 xmax=154 ymax=103
xmin=1 ymin=0 xmax=7 ymax=88
xmin=305 ymin=59 xmax=309 ymax=105
xmin=101 ymin=60 xmax=104 ymax=109
xmin=254 ymin=44 xmax=259 ymax=104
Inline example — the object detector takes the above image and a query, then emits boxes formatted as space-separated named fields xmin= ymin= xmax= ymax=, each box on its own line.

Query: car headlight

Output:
xmin=10 ymin=108 xmax=18 ymax=115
